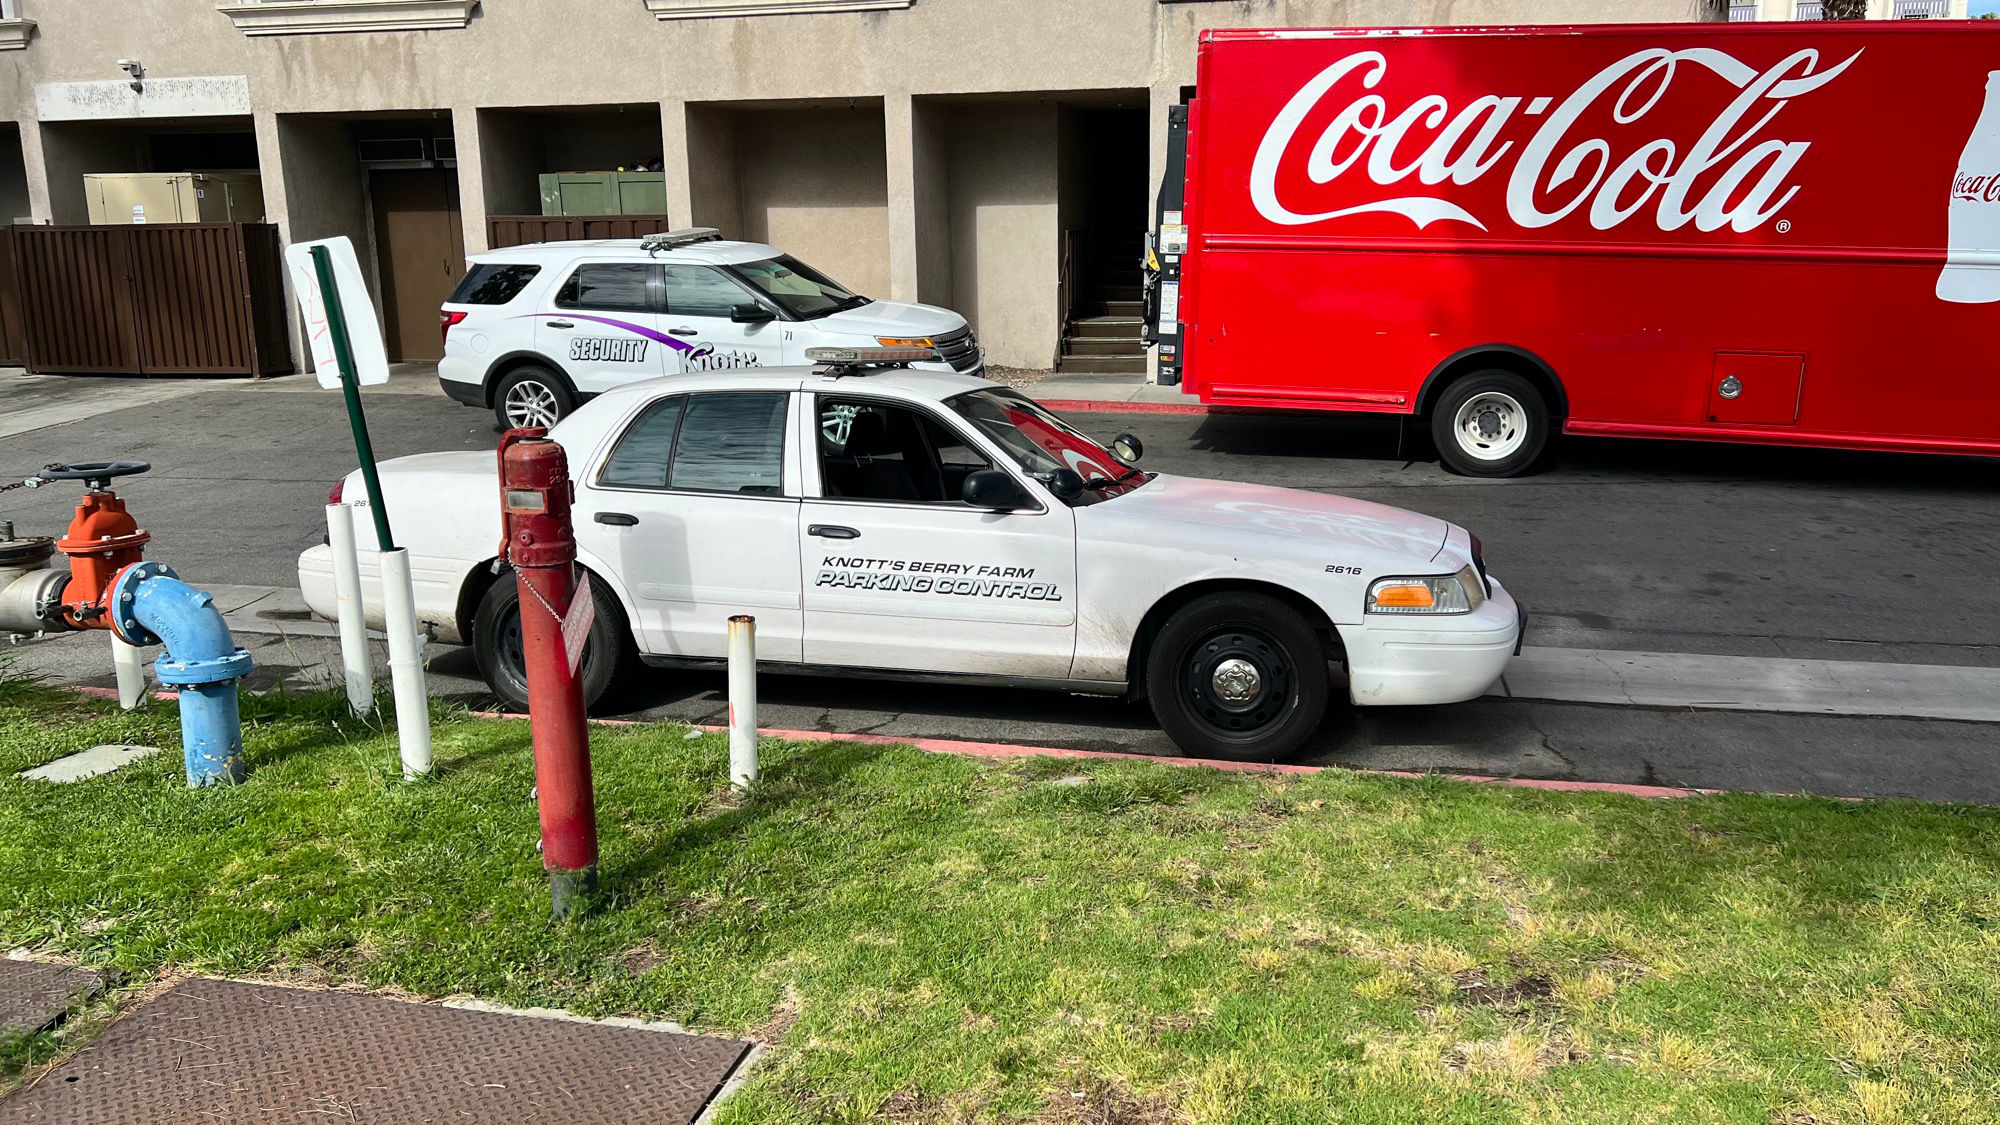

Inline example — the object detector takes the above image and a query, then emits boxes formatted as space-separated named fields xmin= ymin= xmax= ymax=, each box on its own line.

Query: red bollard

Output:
xmin=498 ymin=429 xmax=599 ymax=918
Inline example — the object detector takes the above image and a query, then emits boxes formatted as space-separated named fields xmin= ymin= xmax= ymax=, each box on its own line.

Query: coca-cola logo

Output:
xmin=1953 ymin=172 xmax=2000 ymax=203
xmin=1250 ymin=47 xmax=1862 ymax=235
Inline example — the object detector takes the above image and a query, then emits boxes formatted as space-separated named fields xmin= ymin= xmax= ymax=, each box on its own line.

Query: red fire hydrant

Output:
xmin=498 ymin=429 xmax=599 ymax=918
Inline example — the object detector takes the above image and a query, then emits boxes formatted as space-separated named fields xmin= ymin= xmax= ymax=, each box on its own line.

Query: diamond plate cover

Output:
xmin=0 ymin=961 xmax=104 ymax=1038
xmin=0 ymin=978 xmax=750 ymax=1124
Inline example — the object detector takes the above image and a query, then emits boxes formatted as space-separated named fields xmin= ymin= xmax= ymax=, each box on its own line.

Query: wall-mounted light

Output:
xmin=117 ymin=58 xmax=144 ymax=93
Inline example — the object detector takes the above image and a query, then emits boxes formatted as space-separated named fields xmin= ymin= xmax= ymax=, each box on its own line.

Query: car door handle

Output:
xmin=668 ymin=327 xmax=699 ymax=337
xmin=808 ymin=524 xmax=860 ymax=540
xmin=594 ymin=512 xmax=639 ymax=527
xmin=545 ymin=319 xmax=574 ymax=329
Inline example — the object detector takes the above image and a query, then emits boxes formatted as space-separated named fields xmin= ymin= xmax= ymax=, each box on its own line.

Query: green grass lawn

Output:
xmin=0 ymin=678 xmax=1997 ymax=1123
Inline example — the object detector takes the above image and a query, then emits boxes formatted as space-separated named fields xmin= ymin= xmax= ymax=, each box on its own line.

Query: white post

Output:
xmin=727 ymin=614 xmax=757 ymax=791
xmin=325 ymin=503 xmax=374 ymax=714
xmin=110 ymin=632 xmax=146 ymax=710
xmin=378 ymin=548 xmax=432 ymax=779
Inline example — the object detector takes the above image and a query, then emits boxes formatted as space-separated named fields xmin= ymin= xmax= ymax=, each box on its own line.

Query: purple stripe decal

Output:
xmin=510 ymin=312 xmax=698 ymax=352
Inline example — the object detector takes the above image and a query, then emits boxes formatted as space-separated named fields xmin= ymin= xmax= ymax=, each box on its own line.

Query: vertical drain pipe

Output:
xmin=109 ymin=562 xmax=254 ymax=787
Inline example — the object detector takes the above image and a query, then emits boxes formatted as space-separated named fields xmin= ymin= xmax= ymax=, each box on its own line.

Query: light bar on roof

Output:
xmin=806 ymin=346 xmax=935 ymax=366
xmin=639 ymin=227 xmax=722 ymax=252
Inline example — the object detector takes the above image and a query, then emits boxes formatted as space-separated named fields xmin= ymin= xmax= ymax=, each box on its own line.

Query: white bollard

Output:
xmin=110 ymin=632 xmax=146 ymax=710
xmin=378 ymin=548 xmax=432 ymax=779
xmin=727 ymin=614 xmax=757 ymax=791
xmin=325 ymin=503 xmax=374 ymax=715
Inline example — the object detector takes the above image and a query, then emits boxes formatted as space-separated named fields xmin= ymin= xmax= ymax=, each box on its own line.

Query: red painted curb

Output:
xmin=73 ymin=679 xmax=1715 ymax=799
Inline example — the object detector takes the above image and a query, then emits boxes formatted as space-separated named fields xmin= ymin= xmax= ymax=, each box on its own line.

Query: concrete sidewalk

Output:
xmin=0 ymin=362 xmax=448 ymax=444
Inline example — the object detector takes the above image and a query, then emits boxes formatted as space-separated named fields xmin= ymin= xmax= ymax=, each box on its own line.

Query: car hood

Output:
xmin=1087 ymin=474 xmax=1450 ymax=562
xmin=815 ymin=300 xmax=968 ymax=339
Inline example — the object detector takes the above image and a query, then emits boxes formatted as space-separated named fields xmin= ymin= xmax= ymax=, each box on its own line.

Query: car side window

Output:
xmin=663 ymin=264 xmax=754 ymax=319
xmin=597 ymin=396 xmax=686 ymax=489
xmin=817 ymin=397 xmax=992 ymax=504
xmin=669 ymin=393 xmax=789 ymax=496
xmin=555 ymin=264 xmax=657 ymax=313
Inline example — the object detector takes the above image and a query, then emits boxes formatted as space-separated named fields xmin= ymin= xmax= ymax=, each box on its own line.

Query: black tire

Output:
xmin=1429 ymin=370 xmax=1551 ymax=478
xmin=492 ymin=364 xmax=576 ymax=431
xmin=471 ymin=571 xmax=633 ymax=714
xmin=1145 ymin=592 xmax=1330 ymax=762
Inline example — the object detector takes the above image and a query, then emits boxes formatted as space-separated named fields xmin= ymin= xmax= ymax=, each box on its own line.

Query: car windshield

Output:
xmin=945 ymin=388 xmax=1148 ymax=504
xmin=725 ymin=254 xmax=869 ymax=319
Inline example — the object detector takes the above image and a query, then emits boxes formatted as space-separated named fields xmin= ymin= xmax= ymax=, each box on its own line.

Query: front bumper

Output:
xmin=1339 ymin=575 xmax=1521 ymax=706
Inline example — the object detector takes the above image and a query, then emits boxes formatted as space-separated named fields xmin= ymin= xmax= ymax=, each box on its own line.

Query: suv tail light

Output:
xmin=329 ymin=478 xmax=345 ymax=505
xmin=440 ymin=309 xmax=468 ymax=346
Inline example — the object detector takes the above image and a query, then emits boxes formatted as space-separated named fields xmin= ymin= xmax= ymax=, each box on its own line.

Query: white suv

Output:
xmin=437 ymin=229 xmax=982 ymax=428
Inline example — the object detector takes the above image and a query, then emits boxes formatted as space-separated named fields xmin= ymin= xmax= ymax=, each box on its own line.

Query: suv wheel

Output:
xmin=472 ymin=571 xmax=633 ymax=713
xmin=1145 ymin=592 xmax=1330 ymax=762
xmin=494 ymin=365 xmax=575 ymax=430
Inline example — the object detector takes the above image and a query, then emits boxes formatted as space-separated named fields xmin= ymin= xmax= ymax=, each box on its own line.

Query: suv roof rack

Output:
xmin=639 ymin=227 xmax=723 ymax=254
xmin=806 ymin=346 xmax=936 ymax=375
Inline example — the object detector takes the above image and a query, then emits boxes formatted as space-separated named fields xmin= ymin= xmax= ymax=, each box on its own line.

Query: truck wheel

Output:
xmin=493 ymin=365 xmax=575 ymax=430
xmin=1430 ymin=370 xmax=1550 ymax=478
xmin=1145 ymin=592 xmax=1329 ymax=762
xmin=472 ymin=571 xmax=632 ymax=714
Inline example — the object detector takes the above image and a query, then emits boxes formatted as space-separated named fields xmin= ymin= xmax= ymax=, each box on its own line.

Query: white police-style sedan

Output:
xmin=300 ymin=350 xmax=1520 ymax=760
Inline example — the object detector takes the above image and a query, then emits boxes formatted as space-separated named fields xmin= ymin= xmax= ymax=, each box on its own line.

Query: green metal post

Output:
xmin=310 ymin=245 xmax=396 ymax=552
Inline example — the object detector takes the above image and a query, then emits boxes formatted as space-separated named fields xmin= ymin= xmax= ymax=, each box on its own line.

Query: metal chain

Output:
xmin=0 ymin=478 xmax=38 ymax=494
xmin=513 ymin=562 xmax=580 ymax=625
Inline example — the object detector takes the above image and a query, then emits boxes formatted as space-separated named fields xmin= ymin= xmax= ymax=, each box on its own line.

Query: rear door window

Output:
xmin=448 ymin=263 xmax=542 ymax=306
xmin=555 ymin=264 xmax=659 ymax=313
xmin=669 ymin=393 xmax=789 ymax=495
xmin=597 ymin=396 xmax=687 ymax=489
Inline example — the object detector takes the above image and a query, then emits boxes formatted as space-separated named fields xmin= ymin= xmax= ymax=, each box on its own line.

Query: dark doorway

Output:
xmin=1060 ymin=107 xmax=1148 ymax=374
xmin=370 ymin=168 xmax=464 ymax=362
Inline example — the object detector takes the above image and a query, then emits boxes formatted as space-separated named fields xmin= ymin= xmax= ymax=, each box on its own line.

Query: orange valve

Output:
xmin=39 ymin=461 xmax=153 ymax=629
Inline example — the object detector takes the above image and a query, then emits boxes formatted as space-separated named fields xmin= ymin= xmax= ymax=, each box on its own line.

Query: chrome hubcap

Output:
xmin=1210 ymin=658 xmax=1261 ymax=704
xmin=504 ymin=381 xmax=561 ymax=428
xmin=1454 ymin=391 xmax=1527 ymax=461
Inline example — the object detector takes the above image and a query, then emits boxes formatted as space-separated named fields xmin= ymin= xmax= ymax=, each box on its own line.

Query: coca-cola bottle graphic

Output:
xmin=1938 ymin=71 xmax=2000 ymax=304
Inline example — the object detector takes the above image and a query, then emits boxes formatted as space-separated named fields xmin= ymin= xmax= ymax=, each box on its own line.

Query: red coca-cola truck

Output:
xmin=1143 ymin=21 xmax=2000 ymax=476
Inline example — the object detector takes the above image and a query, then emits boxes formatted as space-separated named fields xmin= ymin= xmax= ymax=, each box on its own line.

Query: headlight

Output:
xmin=1366 ymin=566 xmax=1487 ymax=615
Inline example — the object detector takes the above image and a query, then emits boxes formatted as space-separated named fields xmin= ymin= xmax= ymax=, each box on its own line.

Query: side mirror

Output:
xmin=1112 ymin=433 xmax=1144 ymax=464
xmin=962 ymin=469 xmax=1033 ymax=511
xmin=1044 ymin=467 xmax=1085 ymax=502
xmin=730 ymin=303 xmax=776 ymax=324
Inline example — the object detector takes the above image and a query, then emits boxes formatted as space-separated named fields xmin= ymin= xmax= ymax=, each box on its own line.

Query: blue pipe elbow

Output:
xmin=109 ymin=562 xmax=254 ymax=787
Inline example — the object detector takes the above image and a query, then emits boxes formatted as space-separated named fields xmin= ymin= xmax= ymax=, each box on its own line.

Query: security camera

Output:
xmin=116 ymin=59 xmax=144 ymax=92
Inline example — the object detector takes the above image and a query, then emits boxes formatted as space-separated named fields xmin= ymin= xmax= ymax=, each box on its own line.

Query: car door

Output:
xmin=660 ymin=263 xmax=788 ymax=375
xmin=535 ymin=263 xmax=668 ymax=394
xmin=573 ymin=389 xmax=804 ymax=662
xmin=798 ymin=392 xmax=1078 ymax=679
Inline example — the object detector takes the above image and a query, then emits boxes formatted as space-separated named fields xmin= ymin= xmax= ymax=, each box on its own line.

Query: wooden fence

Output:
xmin=6 ymin=223 xmax=289 ymax=377
xmin=486 ymin=214 xmax=675 ymax=249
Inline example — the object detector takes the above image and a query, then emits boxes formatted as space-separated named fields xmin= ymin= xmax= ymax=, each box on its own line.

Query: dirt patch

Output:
xmin=987 ymin=366 xmax=1054 ymax=389
xmin=618 ymin=945 xmax=666 ymax=975
xmin=1455 ymin=970 xmax=1555 ymax=1010
xmin=1038 ymin=1078 xmax=1175 ymax=1125
xmin=750 ymin=985 xmax=801 ymax=1043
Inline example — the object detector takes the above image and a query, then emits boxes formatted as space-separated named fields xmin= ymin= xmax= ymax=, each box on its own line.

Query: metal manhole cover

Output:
xmin=0 ymin=961 xmax=105 ymax=1039
xmin=0 ymin=978 xmax=750 ymax=1124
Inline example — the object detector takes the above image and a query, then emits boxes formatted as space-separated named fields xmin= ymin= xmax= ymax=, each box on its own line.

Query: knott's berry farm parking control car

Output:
xmin=301 ymin=351 xmax=1521 ymax=760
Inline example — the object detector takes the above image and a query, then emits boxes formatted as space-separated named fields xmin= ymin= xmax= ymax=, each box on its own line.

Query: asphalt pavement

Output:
xmin=4 ymin=365 xmax=1998 ymax=802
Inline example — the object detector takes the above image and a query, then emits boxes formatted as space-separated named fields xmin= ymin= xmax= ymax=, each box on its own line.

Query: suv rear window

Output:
xmin=447 ymin=263 xmax=541 ymax=306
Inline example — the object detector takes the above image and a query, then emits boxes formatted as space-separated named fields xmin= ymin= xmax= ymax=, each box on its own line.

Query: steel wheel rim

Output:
xmin=499 ymin=602 xmax=527 ymax=688
xmin=1180 ymin=627 xmax=1293 ymax=739
xmin=504 ymin=380 xmax=561 ymax=428
xmin=1454 ymin=391 xmax=1527 ymax=461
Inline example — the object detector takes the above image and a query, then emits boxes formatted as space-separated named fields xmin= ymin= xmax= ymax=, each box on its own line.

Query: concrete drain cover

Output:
xmin=0 ymin=978 xmax=750 ymax=1124
xmin=0 ymin=960 xmax=106 ymax=1038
